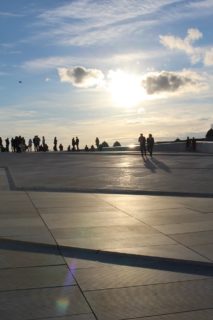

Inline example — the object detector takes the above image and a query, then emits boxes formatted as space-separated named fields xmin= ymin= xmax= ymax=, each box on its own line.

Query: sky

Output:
xmin=0 ymin=0 xmax=213 ymax=148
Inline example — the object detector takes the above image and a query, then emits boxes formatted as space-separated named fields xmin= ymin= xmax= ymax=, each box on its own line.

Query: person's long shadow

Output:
xmin=150 ymin=156 xmax=171 ymax=173
xmin=0 ymin=237 xmax=212 ymax=277
xmin=141 ymin=155 xmax=157 ymax=173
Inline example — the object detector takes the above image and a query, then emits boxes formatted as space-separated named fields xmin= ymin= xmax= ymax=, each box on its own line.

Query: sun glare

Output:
xmin=108 ymin=70 xmax=145 ymax=107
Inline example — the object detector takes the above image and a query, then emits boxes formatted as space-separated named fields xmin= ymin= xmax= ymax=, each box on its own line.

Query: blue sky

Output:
xmin=0 ymin=0 xmax=213 ymax=148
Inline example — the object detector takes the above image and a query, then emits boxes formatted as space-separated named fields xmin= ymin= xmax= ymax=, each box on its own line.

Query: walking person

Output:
xmin=138 ymin=133 xmax=146 ymax=156
xmin=147 ymin=133 xmax=154 ymax=157
xmin=76 ymin=136 xmax=79 ymax=151
xmin=72 ymin=137 xmax=76 ymax=151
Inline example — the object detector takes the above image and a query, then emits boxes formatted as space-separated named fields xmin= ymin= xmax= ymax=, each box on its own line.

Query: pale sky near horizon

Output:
xmin=0 ymin=0 xmax=213 ymax=148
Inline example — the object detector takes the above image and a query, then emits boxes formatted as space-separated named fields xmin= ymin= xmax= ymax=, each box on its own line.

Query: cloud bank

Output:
xmin=58 ymin=66 xmax=104 ymax=88
xmin=160 ymin=28 xmax=213 ymax=66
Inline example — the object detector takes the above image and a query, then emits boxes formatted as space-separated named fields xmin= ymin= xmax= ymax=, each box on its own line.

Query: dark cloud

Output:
xmin=58 ymin=66 xmax=104 ymax=88
xmin=142 ymin=71 xmax=195 ymax=94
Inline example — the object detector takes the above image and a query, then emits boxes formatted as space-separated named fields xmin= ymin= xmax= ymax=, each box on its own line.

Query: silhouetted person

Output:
xmin=186 ymin=136 xmax=191 ymax=150
xmin=11 ymin=138 xmax=15 ymax=152
xmin=53 ymin=137 xmax=58 ymax=151
xmin=42 ymin=136 xmax=46 ymax=147
xmin=59 ymin=143 xmax=63 ymax=151
xmin=44 ymin=143 xmax=49 ymax=152
xmin=90 ymin=145 xmax=95 ymax=151
xmin=84 ymin=145 xmax=89 ymax=151
xmin=95 ymin=137 xmax=100 ymax=149
xmin=33 ymin=135 xmax=40 ymax=152
xmin=72 ymin=137 xmax=76 ymax=151
xmin=76 ymin=136 xmax=79 ymax=150
xmin=192 ymin=137 xmax=196 ymax=151
xmin=20 ymin=136 xmax=26 ymax=152
xmin=67 ymin=145 xmax=71 ymax=151
xmin=5 ymin=138 xmax=9 ymax=152
xmin=28 ymin=139 xmax=32 ymax=152
xmin=147 ymin=134 xmax=154 ymax=157
xmin=138 ymin=133 xmax=146 ymax=156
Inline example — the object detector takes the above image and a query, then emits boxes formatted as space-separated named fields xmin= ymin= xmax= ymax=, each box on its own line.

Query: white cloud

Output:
xmin=58 ymin=66 xmax=104 ymax=88
xmin=0 ymin=11 xmax=23 ymax=17
xmin=160 ymin=28 xmax=203 ymax=64
xmin=22 ymin=56 xmax=73 ymax=72
xmin=204 ymin=48 xmax=213 ymax=66
xmin=189 ymin=0 xmax=213 ymax=10
xmin=160 ymin=28 xmax=213 ymax=66
xmin=35 ymin=0 xmax=180 ymax=46
xmin=186 ymin=28 xmax=203 ymax=42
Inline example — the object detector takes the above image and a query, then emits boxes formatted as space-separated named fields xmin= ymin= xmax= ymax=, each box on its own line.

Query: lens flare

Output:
xmin=55 ymin=264 xmax=77 ymax=315
xmin=56 ymin=297 xmax=70 ymax=314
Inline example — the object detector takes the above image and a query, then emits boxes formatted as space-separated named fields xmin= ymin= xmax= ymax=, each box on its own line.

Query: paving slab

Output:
xmin=0 ymin=168 xmax=9 ymax=190
xmin=85 ymin=279 xmax=213 ymax=320
xmin=41 ymin=212 xmax=141 ymax=229
xmin=153 ymin=220 xmax=213 ymax=234
xmin=109 ymin=244 xmax=209 ymax=262
xmin=170 ymin=230 xmax=213 ymax=247
xmin=0 ymin=225 xmax=52 ymax=237
xmin=136 ymin=309 xmax=213 ymax=320
xmin=38 ymin=315 xmax=96 ymax=320
xmin=190 ymin=243 xmax=213 ymax=261
xmin=0 ymin=247 xmax=64 ymax=269
xmin=72 ymin=264 xmax=207 ymax=291
xmin=0 ymin=265 xmax=75 ymax=291
xmin=0 ymin=286 xmax=91 ymax=320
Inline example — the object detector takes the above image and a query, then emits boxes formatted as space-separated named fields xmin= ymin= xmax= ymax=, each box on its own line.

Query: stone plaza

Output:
xmin=0 ymin=151 xmax=212 ymax=319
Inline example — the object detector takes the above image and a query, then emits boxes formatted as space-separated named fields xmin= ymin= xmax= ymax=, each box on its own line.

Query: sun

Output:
xmin=108 ymin=70 xmax=145 ymax=107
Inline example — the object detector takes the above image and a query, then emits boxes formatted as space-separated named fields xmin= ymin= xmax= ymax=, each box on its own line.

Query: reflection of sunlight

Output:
xmin=108 ymin=70 xmax=146 ymax=107
xmin=129 ymin=144 xmax=136 ymax=148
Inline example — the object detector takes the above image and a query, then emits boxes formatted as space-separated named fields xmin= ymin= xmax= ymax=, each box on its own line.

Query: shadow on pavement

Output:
xmin=0 ymin=237 xmax=212 ymax=277
xmin=150 ymin=157 xmax=171 ymax=173
xmin=141 ymin=156 xmax=157 ymax=173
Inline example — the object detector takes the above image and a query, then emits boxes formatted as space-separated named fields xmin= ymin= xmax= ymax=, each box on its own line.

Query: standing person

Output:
xmin=95 ymin=137 xmax=100 ymax=149
xmin=42 ymin=136 xmax=46 ymax=147
xmin=33 ymin=135 xmax=40 ymax=152
xmin=138 ymin=133 xmax=146 ymax=156
xmin=186 ymin=136 xmax=191 ymax=151
xmin=72 ymin=137 xmax=76 ymax=151
xmin=53 ymin=137 xmax=58 ymax=151
xmin=76 ymin=136 xmax=79 ymax=151
xmin=147 ymin=134 xmax=154 ymax=157
xmin=11 ymin=137 xmax=15 ymax=152
xmin=28 ymin=138 xmax=32 ymax=152
xmin=5 ymin=138 xmax=10 ymax=152
xmin=192 ymin=137 xmax=196 ymax=151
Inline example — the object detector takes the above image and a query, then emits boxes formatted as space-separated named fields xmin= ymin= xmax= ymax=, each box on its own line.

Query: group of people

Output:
xmin=186 ymin=136 xmax=197 ymax=151
xmin=138 ymin=133 xmax=155 ymax=157
xmin=0 ymin=135 xmax=82 ymax=153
